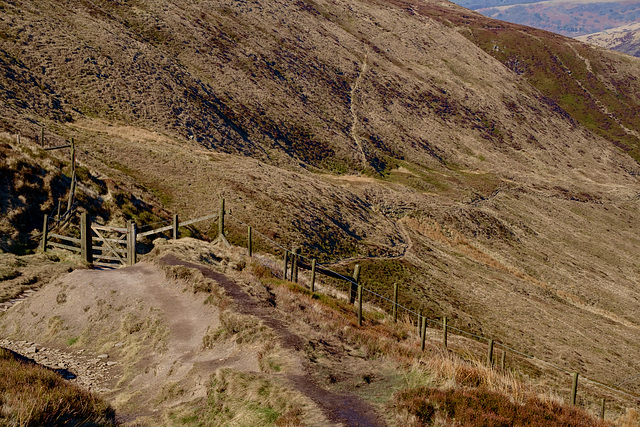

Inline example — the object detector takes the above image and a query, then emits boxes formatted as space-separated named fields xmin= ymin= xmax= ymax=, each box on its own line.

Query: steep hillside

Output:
xmin=1 ymin=0 xmax=640 ymax=416
xmin=578 ymin=22 xmax=640 ymax=58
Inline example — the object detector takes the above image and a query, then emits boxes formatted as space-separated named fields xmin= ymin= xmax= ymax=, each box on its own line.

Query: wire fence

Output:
xmin=40 ymin=200 xmax=640 ymax=413
xmin=226 ymin=210 xmax=640 ymax=409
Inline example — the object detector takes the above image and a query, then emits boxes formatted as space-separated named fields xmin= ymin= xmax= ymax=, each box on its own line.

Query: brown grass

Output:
xmin=0 ymin=252 xmax=78 ymax=304
xmin=394 ymin=386 xmax=608 ymax=427
xmin=244 ymin=259 xmax=623 ymax=426
xmin=0 ymin=348 xmax=115 ymax=426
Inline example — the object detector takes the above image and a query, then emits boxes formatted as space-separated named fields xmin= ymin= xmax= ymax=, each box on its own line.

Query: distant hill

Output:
xmin=449 ymin=0 xmax=640 ymax=37
xmin=577 ymin=22 xmax=640 ymax=57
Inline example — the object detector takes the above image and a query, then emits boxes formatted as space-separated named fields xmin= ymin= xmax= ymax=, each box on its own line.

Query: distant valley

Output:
xmin=450 ymin=0 xmax=640 ymax=38
xmin=578 ymin=21 xmax=640 ymax=57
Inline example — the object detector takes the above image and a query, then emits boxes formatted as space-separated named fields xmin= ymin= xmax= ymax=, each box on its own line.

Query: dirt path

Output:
xmin=161 ymin=254 xmax=387 ymax=427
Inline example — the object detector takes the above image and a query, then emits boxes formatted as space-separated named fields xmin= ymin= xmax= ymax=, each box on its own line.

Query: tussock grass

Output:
xmin=166 ymin=369 xmax=306 ymax=427
xmin=203 ymin=309 xmax=274 ymax=348
xmin=0 ymin=348 xmax=115 ymax=426
xmin=253 ymin=265 xmax=617 ymax=426
xmin=394 ymin=385 xmax=608 ymax=427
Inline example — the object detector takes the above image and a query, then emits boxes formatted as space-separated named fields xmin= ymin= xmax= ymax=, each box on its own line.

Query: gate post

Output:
xmin=127 ymin=220 xmax=137 ymax=265
xmin=350 ymin=265 xmax=360 ymax=304
xmin=173 ymin=214 xmax=179 ymax=240
xmin=41 ymin=214 xmax=49 ymax=252
xmin=310 ymin=259 xmax=316 ymax=292
xmin=81 ymin=213 xmax=93 ymax=264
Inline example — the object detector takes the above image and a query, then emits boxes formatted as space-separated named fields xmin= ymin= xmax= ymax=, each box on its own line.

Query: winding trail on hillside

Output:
xmin=350 ymin=51 xmax=369 ymax=169
xmin=160 ymin=254 xmax=386 ymax=427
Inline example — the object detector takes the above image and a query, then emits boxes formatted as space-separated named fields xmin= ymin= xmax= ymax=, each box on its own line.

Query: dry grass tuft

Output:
xmin=165 ymin=369 xmax=308 ymax=426
xmin=394 ymin=385 xmax=609 ymax=427
xmin=0 ymin=348 xmax=115 ymax=426
xmin=421 ymin=354 xmax=527 ymax=403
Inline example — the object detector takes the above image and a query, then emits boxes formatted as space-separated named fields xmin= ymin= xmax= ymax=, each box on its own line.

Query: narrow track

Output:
xmin=161 ymin=254 xmax=387 ymax=427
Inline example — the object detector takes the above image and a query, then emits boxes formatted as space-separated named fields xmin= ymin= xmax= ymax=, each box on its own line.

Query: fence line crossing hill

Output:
xmin=39 ymin=198 xmax=640 ymax=420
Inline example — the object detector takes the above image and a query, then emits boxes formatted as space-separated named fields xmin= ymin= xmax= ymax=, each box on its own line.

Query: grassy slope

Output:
xmin=0 ymin=0 xmax=640 ymax=414
xmin=0 ymin=238 xmax=622 ymax=425
xmin=0 ymin=348 xmax=115 ymax=426
xmin=392 ymin=0 xmax=640 ymax=163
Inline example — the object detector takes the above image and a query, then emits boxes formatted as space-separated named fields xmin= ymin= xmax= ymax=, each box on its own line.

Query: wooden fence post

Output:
xmin=283 ymin=250 xmax=289 ymax=280
xmin=487 ymin=339 xmax=494 ymax=367
xmin=81 ymin=213 xmax=92 ymax=264
xmin=443 ymin=316 xmax=448 ymax=348
xmin=292 ymin=247 xmax=300 ymax=283
xmin=357 ymin=284 xmax=363 ymax=326
xmin=247 ymin=226 xmax=252 ymax=257
xmin=350 ymin=264 xmax=360 ymax=304
xmin=600 ymin=398 xmax=605 ymax=419
xmin=127 ymin=220 xmax=137 ymax=266
xmin=393 ymin=283 xmax=398 ymax=323
xmin=310 ymin=259 xmax=316 ymax=292
xmin=420 ymin=315 xmax=427 ymax=351
xmin=41 ymin=214 xmax=49 ymax=252
xmin=56 ymin=200 xmax=61 ymax=222
xmin=571 ymin=372 xmax=579 ymax=405
xmin=500 ymin=350 xmax=506 ymax=370
xmin=218 ymin=198 xmax=225 ymax=238
xmin=173 ymin=214 xmax=179 ymax=239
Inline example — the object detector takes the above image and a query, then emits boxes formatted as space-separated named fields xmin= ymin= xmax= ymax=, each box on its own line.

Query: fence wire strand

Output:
xmin=138 ymin=218 xmax=173 ymax=231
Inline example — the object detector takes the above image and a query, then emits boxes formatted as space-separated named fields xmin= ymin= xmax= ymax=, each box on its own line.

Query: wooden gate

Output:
xmin=90 ymin=224 xmax=134 ymax=268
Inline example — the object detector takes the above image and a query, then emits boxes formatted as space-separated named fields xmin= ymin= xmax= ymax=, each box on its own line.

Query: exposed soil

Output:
xmin=160 ymin=254 xmax=386 ymax=427
xmin=0 ymin=244 xmax=390 ymax=426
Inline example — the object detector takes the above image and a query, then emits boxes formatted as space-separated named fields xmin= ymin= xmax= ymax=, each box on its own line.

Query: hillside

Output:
xmin=0 ymin=239 xmax=622 ymax=425
xmin=449 ymin=0 xmax=640 ymax=37
xmin=1 ymin=0 xmax=640 ymax=423
xmin=578 ymin=22 xmax=640 ymax=58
